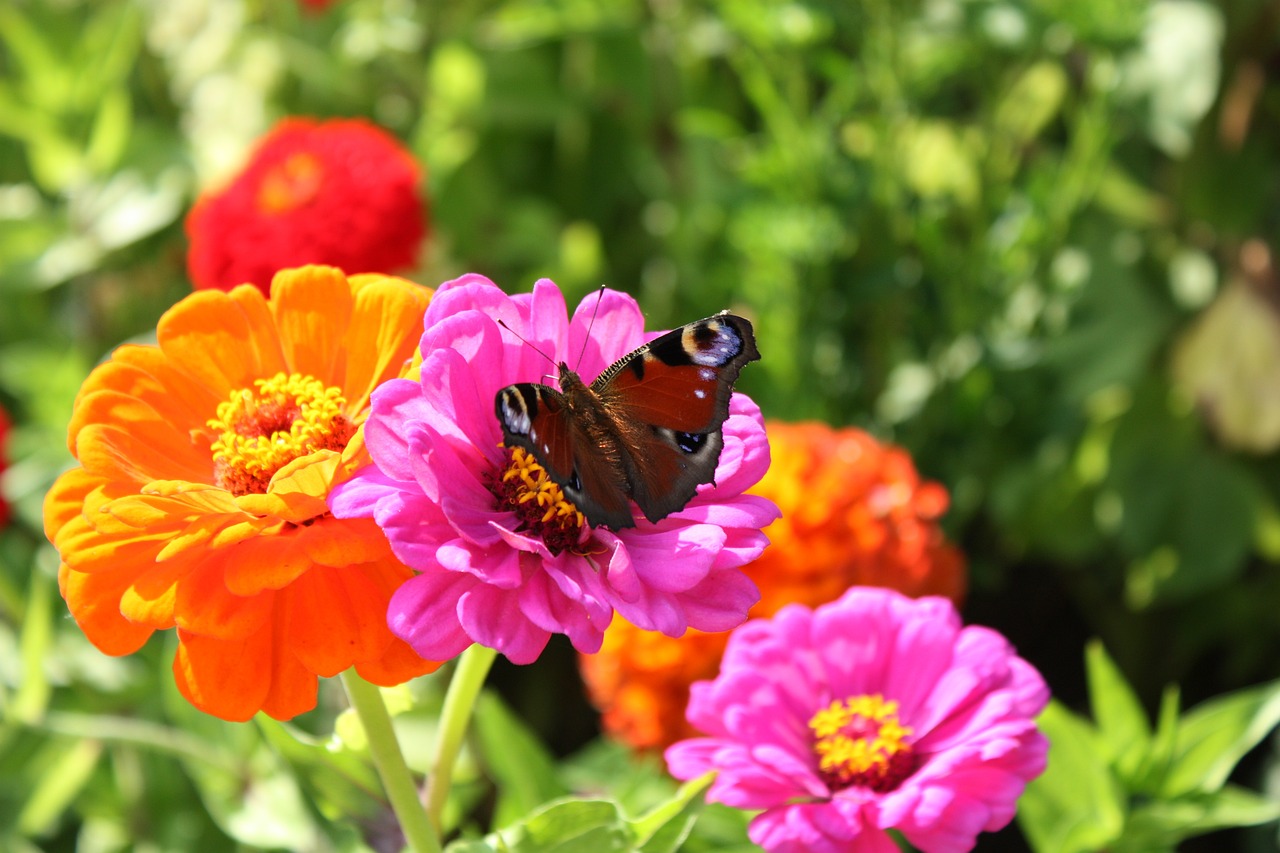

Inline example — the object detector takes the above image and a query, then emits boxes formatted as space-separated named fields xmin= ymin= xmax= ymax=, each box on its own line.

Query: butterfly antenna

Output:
xmin=496 ymin=319 xmax=558 ymax=370
xmin=574 ymin=284 xmax=608 ymax=370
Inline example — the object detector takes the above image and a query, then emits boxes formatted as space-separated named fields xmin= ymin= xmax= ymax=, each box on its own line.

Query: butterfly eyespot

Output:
xmin=685 ymin=320 xmax=743 ymax=367
xmin=675 ymin=432 xmax=707 ymax=454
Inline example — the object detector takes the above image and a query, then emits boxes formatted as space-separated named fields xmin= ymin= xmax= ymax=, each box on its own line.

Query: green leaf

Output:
xmin=12 ymin=567 xmax=54 ymax=723
xmin=1133 ymin=685 xmax=1182 ymax=794
xmin=631 ymin=771 xmax=713 ymax=853
xmin=472 ymin=691 xmax=570 ymax=828
xmin=16 ymin=737 xmax=102 ymax=836
xmin=994 ymin=62 xmax=1068 ymax=144
xmin=1161 ymin=679 xmax=1280 ymax=796
xmin=1085 ymin=640 xmax=1151 ymax=781
xmin=255 ymin=717 xmax=384 ymax=822
xmin=451 ymin=798 xmax=632 ymax=853
xmin=1123 ymin=786 xmax=1280 ymax=849
xmin=1017 ymin=701 xmax=1125 ymax=853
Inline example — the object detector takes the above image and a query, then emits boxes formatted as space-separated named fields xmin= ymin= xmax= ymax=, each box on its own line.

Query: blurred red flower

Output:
xmin=186 ymin=118 xmax=427 ymax=294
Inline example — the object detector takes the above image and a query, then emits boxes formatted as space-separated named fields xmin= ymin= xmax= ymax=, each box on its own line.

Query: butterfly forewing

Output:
xmin=495 ymin=381 xmax=634 ymax=529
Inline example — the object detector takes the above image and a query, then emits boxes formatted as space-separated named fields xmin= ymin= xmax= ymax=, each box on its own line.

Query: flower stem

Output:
xmin=340 ymin=670 xmax=441 ymax=853
xmin=425 ymin=644 xmax=499 ymax=831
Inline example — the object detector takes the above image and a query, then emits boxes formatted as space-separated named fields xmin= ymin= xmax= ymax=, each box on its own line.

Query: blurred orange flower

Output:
xmin=580 ymin=421 xmax=967 ymax=750
xmin=44 ymin=266 xmax=438 ymax=721
xmin=186 ymin=118 xmax=428 ymax=293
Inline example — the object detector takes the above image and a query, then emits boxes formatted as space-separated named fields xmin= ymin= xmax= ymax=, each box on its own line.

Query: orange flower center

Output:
xmin=208 ymin=372 xmax=353 ymax=495
xmin=491 ymin=446 xmax=587 ymax=555
xmin=256 ymin=152 xmax=324 ymax=214
xmin=808 ymin=694 xmax=916 ymax=792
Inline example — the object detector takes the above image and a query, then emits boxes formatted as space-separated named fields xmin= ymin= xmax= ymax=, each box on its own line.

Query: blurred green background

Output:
xmin=3 ymin=0 xmax=1280 ymax=850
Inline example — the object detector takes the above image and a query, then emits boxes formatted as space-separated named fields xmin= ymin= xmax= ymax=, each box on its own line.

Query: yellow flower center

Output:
xmin=257 ymin=151 xmax=324 ymax=214
xmin=809 ymin=694 xmax=917 ymax=792
xmin=208 ymin=372 xmax=354 ymax=496
xmin=492 ymin=446 xmax=587 ymax=555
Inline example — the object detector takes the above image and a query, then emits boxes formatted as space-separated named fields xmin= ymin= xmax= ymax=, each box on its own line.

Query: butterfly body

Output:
xmin=495 ymin=312 xmax=760 ymax=530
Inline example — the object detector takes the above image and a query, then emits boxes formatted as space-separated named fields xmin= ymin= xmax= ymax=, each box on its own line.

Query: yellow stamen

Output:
xmin=208 ymin=372 xmax=353 ymax=495
xmin=808 ymin=693 xmax=916 ymax=792
xmin=493 ymin=446 xmax=586 ymax=554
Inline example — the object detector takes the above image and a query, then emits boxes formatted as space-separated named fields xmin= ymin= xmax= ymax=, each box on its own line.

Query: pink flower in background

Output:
xmin=665 ymin=586 xmax=1049 ymax=853
xmin=329 ymin=276 xmax=777 ymax=664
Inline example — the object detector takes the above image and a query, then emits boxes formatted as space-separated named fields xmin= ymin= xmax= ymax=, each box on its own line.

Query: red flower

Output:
xmin=186 ymin=118 xmax=427 ymax=294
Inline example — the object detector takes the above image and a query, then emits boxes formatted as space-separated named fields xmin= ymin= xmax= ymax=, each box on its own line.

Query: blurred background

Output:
xmin=2 ymin=0 xmax=1280 ymax=850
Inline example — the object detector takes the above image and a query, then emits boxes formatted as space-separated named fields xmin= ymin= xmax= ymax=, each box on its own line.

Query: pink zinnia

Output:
xmin=329 ymin=275 xmax=778 ymax=664
xmin=665 ymin=586 xmax=1049 ymax=853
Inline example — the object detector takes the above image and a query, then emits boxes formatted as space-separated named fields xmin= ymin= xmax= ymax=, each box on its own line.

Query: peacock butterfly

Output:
xmin=494 ymin=310 xmax=760 ymax=530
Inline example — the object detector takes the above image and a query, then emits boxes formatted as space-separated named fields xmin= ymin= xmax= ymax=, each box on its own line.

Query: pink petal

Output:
xmin=457 ymin=582 xmax=550 ymax=664
xmin=388 ymin=572 xmax=476 ymax=661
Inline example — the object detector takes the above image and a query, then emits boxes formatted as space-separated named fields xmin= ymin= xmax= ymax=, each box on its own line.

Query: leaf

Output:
xmin=1017 ymin=701 xmax=1125 ymax=853
xmin=995 ymin=62 xmax=1068 ymax=144
xmin=1133 ymin=685 xmax=1182 ymax=794
xmin=16 ymin=737 xmax=102 ymax=836
xmin=255 ymin=717 xmax=384 ymax=822
xmin=1161 ymin=679 xmax=1280 ymax=796
xmin=450 ymin=798 xmax=632 ymax=853
xmin=1123 ymin=786 xmax=1280 ymax=849
xmin=631 ymin=771 xmax=713 ymax=853
xmin=1085 ymin=640 xmax=1151 ymax=782
xmin=472 ymin=691 xmax=569 ymax=827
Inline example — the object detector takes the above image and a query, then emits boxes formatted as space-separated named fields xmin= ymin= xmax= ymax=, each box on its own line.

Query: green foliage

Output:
xmin=443 ymin=772 xmax=712 ymax=853
xmin=1019 ymin=642 xmax=1280 ymax=853
xmin=3 ymin=0 xmax=1280 ymax=849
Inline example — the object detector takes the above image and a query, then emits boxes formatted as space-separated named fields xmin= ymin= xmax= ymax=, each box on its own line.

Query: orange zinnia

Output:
xmin=44 ymin=265 xmax=440 ymax=721
xmin=580 ymin=420 xmax=967 ymax=750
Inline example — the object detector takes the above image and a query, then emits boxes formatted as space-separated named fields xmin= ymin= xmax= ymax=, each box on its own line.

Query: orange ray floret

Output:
xmin=45 ymin=265 xmax=441 ymax=721
xmin=580 ymin=420 xmax=968 ymax=750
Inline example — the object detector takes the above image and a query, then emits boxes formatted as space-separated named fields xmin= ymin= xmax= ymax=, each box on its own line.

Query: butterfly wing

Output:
xmin=592 ymin=312 xmax=760 ymax=524
xmin=494 ymin=381 xmax=635 ymax=529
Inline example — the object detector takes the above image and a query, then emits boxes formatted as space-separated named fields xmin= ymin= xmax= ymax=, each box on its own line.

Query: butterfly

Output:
xmin=494 ymin=311 xmax=760 ymax=530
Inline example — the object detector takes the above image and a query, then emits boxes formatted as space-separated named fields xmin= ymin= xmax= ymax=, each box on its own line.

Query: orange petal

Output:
xmin=282 ymin=564 xmax=391 ymax=678
xmin=175 ymin=561 xmax=275 ymax=640
xmin=55 ymin=506 xmax=172 ymax=574
xmin=356 ymin=634 xmax=441 ymax=686
xmin=222 ymin=533 xmax=315 ymax=596
xmin=299 ymin=516 xmax=393 ymax=568
xmin=260 ymin=649 xmax=319 ymax=722
xmin=59 ymin=563 xmax=154 ymax=656
xmin=157 ymin=288 xmax=284 ymax=399
xmin=109 ymin=344 xmax=226 ymax=429
xmin=72 ymin=391 xmax=209 ymax=484
xmin=173 ymin=625 xmax=273 ymax=722
xmin=44 ymin=468 xmax=104 ymax=544
xmin=118 ymin=557 xmax=188 ymax=629
xmin=341 ymin=275 xmax=433 ymax=412
xmin=269 ymin=266 xmax=353 ymax=385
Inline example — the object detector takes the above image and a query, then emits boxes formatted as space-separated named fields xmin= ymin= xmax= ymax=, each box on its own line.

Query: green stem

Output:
xmin=425 ymin=644 xmax=498 ymax=831
xmin=340 ymin=670 xmax=441 ymax=853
